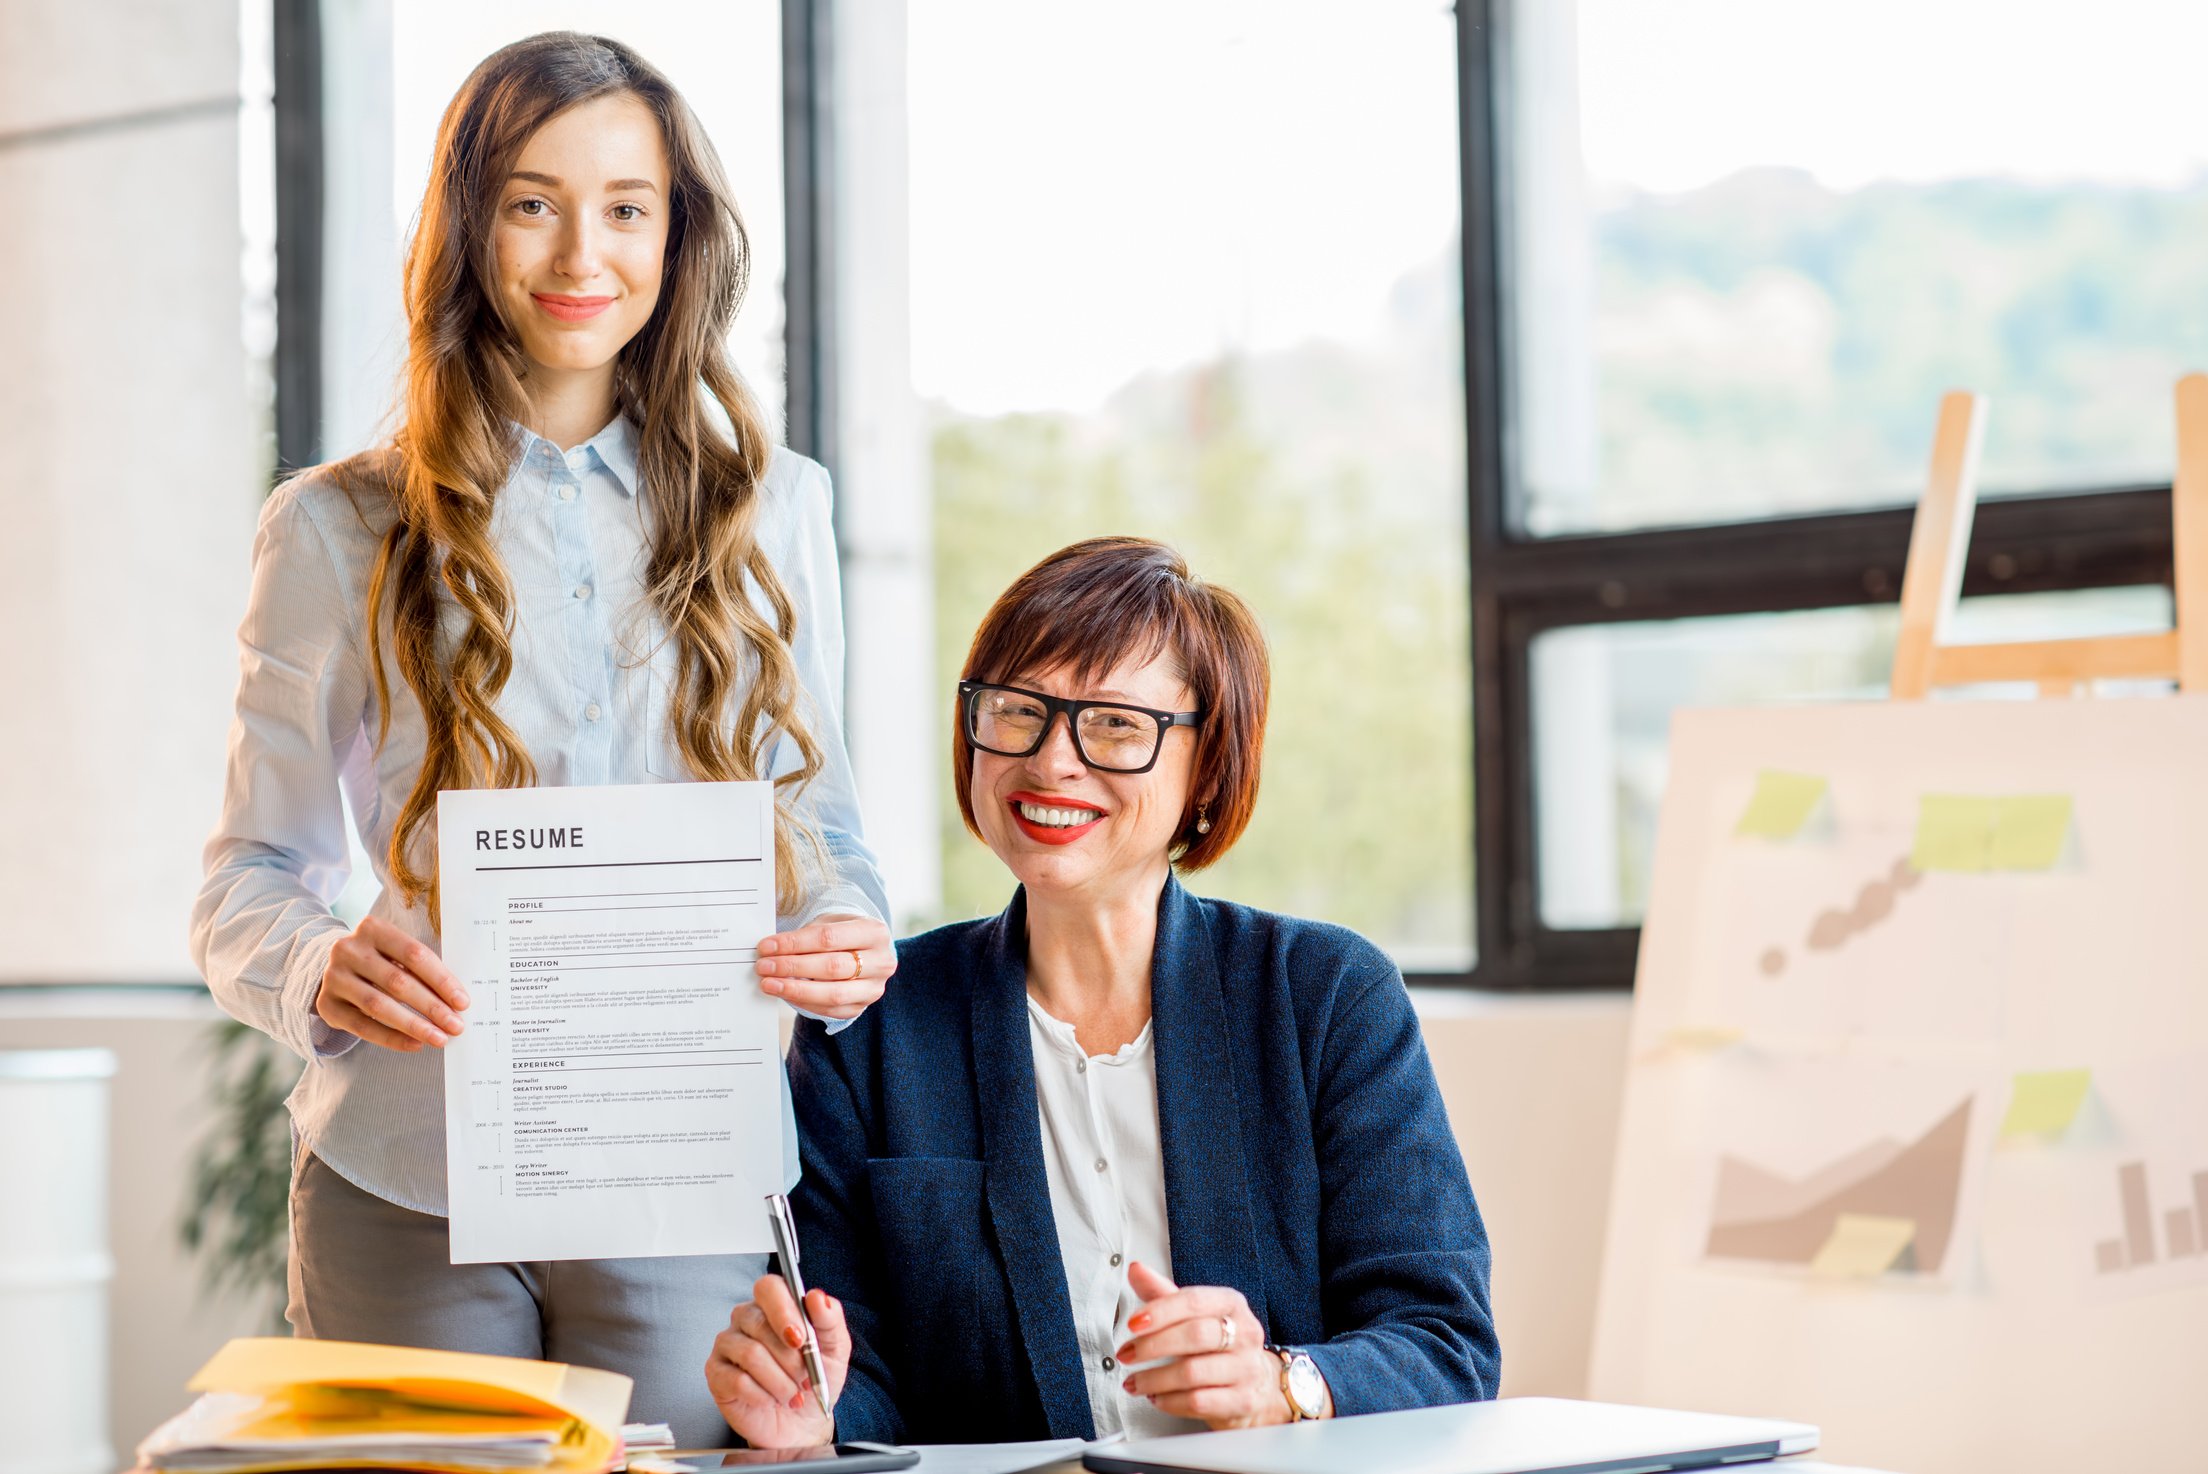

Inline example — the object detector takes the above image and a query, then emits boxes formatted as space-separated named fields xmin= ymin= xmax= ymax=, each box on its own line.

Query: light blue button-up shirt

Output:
xmin=191 ymin=415 xmax=886 ymax=1215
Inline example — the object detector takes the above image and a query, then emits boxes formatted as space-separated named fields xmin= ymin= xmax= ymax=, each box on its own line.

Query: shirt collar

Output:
xmin=510 ymin=413 xmax=640 ymax=498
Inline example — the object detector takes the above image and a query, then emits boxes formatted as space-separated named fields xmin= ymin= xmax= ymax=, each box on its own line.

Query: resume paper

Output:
xmin=437 ymin=780 xmax=783 ymax=1263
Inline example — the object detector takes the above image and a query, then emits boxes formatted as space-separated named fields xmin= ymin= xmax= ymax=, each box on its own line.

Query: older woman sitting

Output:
xmin=708 ymin=537 xmax=1498 ymax=1445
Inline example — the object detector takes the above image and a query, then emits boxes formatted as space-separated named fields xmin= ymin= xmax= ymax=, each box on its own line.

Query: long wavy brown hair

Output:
xmin=349 ymin=32 xmax=823 ymax=929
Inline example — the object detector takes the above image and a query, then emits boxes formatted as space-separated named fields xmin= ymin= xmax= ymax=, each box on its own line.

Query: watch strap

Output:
xmin=1263 ymin=1343 xmax=1319 ymax=1421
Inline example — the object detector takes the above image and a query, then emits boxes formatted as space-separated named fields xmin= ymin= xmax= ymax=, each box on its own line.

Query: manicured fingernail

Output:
xmin=789 ymin=1393 xmax=803 ymax=1411
xmin=782 ymin=1325 xmax=803 ymax=1349
xmin=1128 ymin=1313 xmax=1151 ymax=1331
xmin=1122 ymin=1378 xmax=1135 ymax=1392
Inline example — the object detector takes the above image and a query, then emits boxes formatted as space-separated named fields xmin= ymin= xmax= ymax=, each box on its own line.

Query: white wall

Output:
xmin=0 ymin=0 xmax=261 ymax=987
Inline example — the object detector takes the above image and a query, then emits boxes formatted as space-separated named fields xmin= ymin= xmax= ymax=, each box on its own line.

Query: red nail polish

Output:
xmin=1128 ymin=1313 xmax=1151 ymax=1331
xmin=783 ymin=1325 xmax=803 ymax=1349
xmin=789 ymin=1393 xmax=803 ymax=1411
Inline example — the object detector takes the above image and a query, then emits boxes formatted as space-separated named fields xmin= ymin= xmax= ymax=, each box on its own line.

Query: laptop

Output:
xmin=1081 ymin=1397 xmax=1818 ymax=1474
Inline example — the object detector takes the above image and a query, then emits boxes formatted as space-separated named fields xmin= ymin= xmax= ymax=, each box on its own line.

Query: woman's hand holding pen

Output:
xmin=707 ymin=1273 xmax=851 ymax=1446
xmin=315 ymin=915 xmax=469 ymax=1051
xmin=755 ymin=914 xmax=896 ymax=1020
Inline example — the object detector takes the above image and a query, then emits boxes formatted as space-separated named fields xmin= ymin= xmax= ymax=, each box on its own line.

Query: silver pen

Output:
xmin=766 ymin=1191 xmax=834 ymax=1425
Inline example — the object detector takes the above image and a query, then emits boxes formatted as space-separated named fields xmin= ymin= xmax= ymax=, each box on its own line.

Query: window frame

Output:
xmin=272 ymin=0 xmax=323 ymax=475
xmin=1450 ymin=0 xmax=2175 ymax=991
xmin=781 ymin=0 xmax=834 ymax=465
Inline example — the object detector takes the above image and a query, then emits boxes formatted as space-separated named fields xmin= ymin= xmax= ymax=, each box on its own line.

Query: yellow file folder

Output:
xmin=148 ymin=1338 xmax=633 ymax=1474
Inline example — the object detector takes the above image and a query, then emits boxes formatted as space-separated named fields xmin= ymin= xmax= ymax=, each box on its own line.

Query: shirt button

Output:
xmin=558 ymin=484 xmax=577 ymax=501
xmin=1101 ymin=1356 xmax=1116 ymax=1372
xmin=1094 ymin=1158 xmax=1108 ymax=1173
xmin=1076 ymin=1059 xmax=1087 ymax=1074
xmin=584 ymin=703 xmax=602 ymax=722
xmin=574 ymin=584 xmax=592 ymax=600
xmin=1109 ymin=1252 xmax=1122 ymax=1267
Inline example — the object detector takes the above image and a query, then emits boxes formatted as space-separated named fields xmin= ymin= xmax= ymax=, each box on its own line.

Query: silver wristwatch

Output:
xmin=1265 ymin=1343 xmax=1327 ymax=1421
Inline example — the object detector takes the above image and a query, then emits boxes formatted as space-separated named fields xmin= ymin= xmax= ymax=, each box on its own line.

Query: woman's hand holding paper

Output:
xmin=315 ymin=915 xmax=469 ymax=1052
xmin=755 ymin=914 xmax=896 ymax=1020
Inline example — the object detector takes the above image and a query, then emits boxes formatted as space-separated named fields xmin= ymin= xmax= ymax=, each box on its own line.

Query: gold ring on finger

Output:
xmin=848 ymin=949 xmax=865 ymax=981
xmin=1218 ymin=1314 xmax=1235 ymax=1352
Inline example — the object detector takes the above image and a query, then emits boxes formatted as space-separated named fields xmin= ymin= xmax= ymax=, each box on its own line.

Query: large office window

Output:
xmin=1468 ymin=0 xmax=2202 ymax=985
xmin=293 ymin=2 xmax=2202 ymax=988
xmin=1509 ymin=0 xmax=2208 ymax=536
xmin=902 ymin=1 xmax=1474 ymax=969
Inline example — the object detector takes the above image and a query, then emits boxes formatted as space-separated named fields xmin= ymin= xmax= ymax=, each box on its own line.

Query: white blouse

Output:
xmin=1026 ymin=994 xmax=1207 ymax=1441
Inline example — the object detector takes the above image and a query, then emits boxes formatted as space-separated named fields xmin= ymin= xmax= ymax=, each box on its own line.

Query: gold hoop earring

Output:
xmin=1195 ymin=803 xmax=1212 ymax=835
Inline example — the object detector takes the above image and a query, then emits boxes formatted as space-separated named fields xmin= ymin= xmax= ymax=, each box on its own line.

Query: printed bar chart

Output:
xmin=2094 ymin=1162 xmax=2208 ymax=1273
xmin=2120 ymin=1163 xmax=2155 ymax=1267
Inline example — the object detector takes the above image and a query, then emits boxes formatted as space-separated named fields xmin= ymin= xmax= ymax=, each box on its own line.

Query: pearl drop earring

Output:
xmin=1196 ymin=803 xmax=1212 ymax=835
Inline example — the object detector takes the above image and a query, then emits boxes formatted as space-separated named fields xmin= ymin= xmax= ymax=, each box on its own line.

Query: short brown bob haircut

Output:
xmin=953 ymin=537 xmax=1269 ymax=870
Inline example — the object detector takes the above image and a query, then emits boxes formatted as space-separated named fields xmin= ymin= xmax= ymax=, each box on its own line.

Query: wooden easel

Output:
xmin=1889 ymin=375 xmax=2208 ymax=698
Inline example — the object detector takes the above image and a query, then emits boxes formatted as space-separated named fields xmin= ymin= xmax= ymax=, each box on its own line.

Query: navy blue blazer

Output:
xmin=785 ymin=877 xmax=1499 ymax=1444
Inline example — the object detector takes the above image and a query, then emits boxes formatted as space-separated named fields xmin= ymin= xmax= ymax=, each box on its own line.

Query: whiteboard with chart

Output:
xmin=1587 ymin=697 xmax=2208 ymax=1474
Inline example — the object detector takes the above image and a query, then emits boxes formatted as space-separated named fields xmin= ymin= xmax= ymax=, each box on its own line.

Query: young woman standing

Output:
xmin=190 ymin=33 xmax=891 ymax=1444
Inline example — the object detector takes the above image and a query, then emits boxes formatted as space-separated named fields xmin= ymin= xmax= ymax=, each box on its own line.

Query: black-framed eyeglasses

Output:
xmin=958 ymin=680 xmax=1203 ymax=775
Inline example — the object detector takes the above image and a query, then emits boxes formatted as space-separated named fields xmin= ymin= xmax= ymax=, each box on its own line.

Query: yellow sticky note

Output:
xmin=2000 ymin=1068 xmax=2092 ymax=1138
xmin=1991 ymin=795 xmax=2073 ymax=870
xmin=1663 ymin=1025 xmax=1746 ymax=1052
xmin=1912 ymin=794 xmax=1998 ymax=872
xmin=1809 ymin=1213 xmax=1917 ymax=1277
xmin=1734 ymin=771 xmax=1828 ymax=839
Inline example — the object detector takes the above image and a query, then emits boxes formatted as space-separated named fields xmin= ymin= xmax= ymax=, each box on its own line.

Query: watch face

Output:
xmin=1285 ymin=1354 xmax=1326 ymax=1416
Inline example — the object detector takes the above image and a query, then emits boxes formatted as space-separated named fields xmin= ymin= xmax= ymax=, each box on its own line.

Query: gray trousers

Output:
xmin=287 ymin=1151 xmax=765 ymax=1448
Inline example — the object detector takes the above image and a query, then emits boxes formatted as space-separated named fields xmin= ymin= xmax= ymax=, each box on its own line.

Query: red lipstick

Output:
xmin=533 ymin=293 xmax=614 ymax=322
xmin=1007 ymin=792 xmax=1106 ymax=847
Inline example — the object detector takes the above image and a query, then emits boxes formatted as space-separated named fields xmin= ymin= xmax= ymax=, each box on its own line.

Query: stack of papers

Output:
xmin=140 ymin=1392 xmax=565 ymax=1472
xmin=137 ymin=1339 xmax=632 ymax=1474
